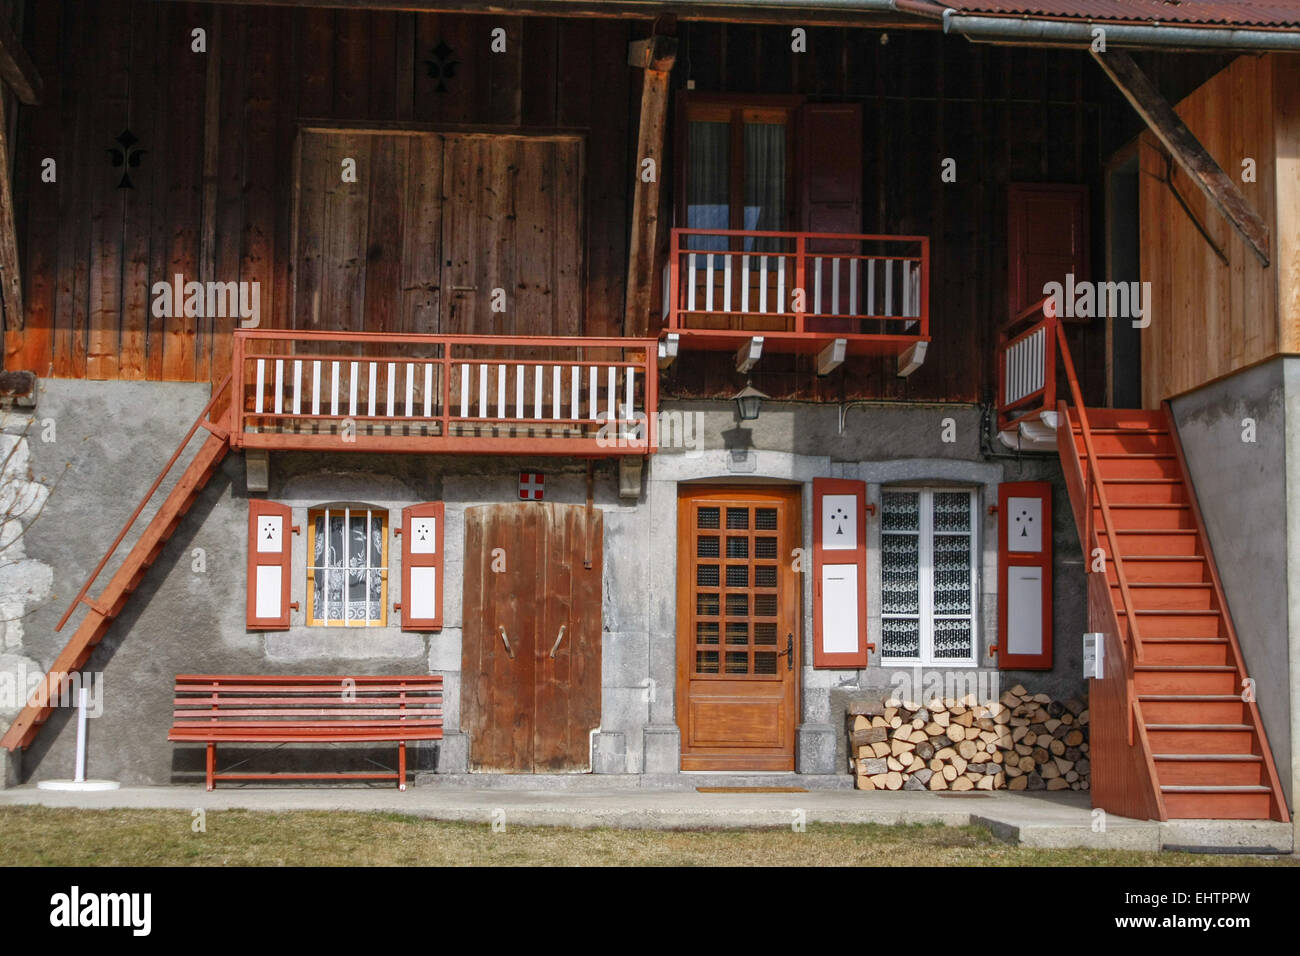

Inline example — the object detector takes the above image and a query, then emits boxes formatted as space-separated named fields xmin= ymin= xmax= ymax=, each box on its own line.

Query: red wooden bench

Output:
xmin=168 ymin=674 xmax=443 ymax=791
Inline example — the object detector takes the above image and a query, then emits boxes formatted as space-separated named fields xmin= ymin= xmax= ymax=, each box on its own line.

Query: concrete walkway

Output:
xmin=0 ymin=784 xmax=1291 ymax=852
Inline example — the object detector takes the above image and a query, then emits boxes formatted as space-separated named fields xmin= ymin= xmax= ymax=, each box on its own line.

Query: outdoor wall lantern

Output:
xmin=733 ymin=380 xmax=768 ymax=422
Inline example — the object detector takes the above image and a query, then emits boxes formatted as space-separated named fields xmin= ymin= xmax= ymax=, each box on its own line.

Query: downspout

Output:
xmin=935 ymin=9 xmax=1300 ymax=52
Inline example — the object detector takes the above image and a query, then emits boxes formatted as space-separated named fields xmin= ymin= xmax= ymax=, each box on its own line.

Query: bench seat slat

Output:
xmin=173 ymin=708 xmax=441 ymax=718
xmin=176 ymin=674 xmax=439 ymax=683
xmin=175 ymin=683 xmax=441 ymax=695
xmin=170 ymin=732 xmax=442 ymax=743
xmin=174 ymin=696 xmax=440 ymax=707
xmin=172 ymin=717 xmax=441 ymax=728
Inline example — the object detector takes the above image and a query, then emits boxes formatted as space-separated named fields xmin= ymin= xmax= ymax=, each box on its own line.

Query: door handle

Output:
xmin=781 ymin=633 xmax=794 ymax=671
xmin=451 ymin=285 xmax=478 ymax=292
xmin=498 ymin=626 xmax=515 ymax=660
xmin=549 ymin=624 xmax=567 ymax=658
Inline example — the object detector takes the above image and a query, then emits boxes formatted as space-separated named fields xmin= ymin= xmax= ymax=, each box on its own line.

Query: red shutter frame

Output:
xmin=401 ymin=502 xmax=444 ymax=630
xmin=813 ymin=478 xmax=868 ymax=668
xmin=246 ymin=501 xmax=292 ymax=630
xmin=997 ymin=481 xmax=1053 ymax=670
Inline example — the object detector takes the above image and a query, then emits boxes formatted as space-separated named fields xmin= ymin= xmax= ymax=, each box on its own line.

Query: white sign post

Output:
xmin=37 ymin=686 xmax=120 ymax=792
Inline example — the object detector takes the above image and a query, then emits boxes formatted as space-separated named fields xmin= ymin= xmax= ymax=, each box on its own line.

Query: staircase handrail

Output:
xmin=54 ymin=375 xmax=232 ymax=632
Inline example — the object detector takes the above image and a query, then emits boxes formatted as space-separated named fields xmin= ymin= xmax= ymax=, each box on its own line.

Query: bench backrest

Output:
xmin=173 ymin=675 xmax=443 ymax=728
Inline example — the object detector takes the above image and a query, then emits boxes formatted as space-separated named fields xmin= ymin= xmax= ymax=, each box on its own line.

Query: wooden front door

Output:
xmin=461 ymin=503 xmax=602 ymax=772
xmin=676 ymin=487 xmax=800 ymax=771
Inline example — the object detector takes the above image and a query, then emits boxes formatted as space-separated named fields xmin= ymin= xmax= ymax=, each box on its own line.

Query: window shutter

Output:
xmin=247 ymin=501 xmax=292 ymax=630
xmin=813 ymin=478 xmax=868 ymax=668
xmin=997 ymin=481 xmax=1053 ymax=670
xmin=798 ymin=103 xmax=863 ymax=242
xmin=400 ymin=502 xmax=444 ymax=630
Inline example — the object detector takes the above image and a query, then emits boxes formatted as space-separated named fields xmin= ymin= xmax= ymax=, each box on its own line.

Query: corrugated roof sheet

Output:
xmin=944 ymin=2 xmax=1300 ymax=28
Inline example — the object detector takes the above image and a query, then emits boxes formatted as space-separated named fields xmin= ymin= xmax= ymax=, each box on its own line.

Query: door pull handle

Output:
xmin=549 ymin=624 xmax=567 ymax=658
xmin=781 ymin=633 xmax=794 ymax=671
xmin=498 ymin=626 xmax=515 ymax=660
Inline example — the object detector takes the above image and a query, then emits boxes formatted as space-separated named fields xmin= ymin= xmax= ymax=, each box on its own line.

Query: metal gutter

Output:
xmin=937 ymin=10 xmax=1300 ymax=51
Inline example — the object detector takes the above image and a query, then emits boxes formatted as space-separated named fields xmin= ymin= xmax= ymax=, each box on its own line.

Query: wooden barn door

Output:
xmin=676 ymin=487 xmax=800 ymax=771
xmin=439 ymin=135 xmax=583 ymax=336
xmin=292 ymin=130 xmax=581 ymax=336
xmin=461 ymin=503 xmax=602 ymax=772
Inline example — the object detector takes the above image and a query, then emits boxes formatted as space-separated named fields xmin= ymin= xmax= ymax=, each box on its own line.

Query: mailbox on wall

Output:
xmin=813 ymin=477 xmax=868 ymax=668
xmin=996 ymin=481 xmax=1053 ymax=670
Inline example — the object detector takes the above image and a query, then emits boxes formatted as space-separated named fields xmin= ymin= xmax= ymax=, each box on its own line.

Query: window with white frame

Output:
xmin=307 ymin=506 xmax=389 ymax=626
xmin=880 ymin=487 xmax=978 ymax=664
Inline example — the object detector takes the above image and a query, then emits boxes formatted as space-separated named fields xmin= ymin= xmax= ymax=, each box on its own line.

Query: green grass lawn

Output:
xmin=0 ymin=807 xmax=1296 ymax=866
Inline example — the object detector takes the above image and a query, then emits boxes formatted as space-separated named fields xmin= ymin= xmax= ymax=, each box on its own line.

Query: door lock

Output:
xmin=549 ymin=624 xmax=567 ymax=658
xmin=781 ymin=633 xmax=794 ymax=671
xmin=498 ymin=625 xmax=515 ymax=660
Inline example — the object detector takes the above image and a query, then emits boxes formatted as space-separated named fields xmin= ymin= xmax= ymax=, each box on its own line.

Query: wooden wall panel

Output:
xmin=1275 ymin=55 xmax=1300 ymax=356
xmin=9 ymin=1 xmax=631 ymax=382
xmin=1139 ymin=54 xmax=1281 ymax=406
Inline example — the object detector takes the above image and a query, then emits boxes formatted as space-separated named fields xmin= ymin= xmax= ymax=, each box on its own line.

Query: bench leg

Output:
xmin=398 ymin=741 xmax=407 ymax=791
xmin=206 ymin=743 xmax=215 ymax=792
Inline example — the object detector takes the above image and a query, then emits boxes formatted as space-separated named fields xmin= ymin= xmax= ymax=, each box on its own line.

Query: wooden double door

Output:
xmin=292 ymin=129 xmax=583 ymax=336
xmin=461 ymin=503 xmax=602 ymax=772
xmin=676 ymin=487 xmax=801 ymax=770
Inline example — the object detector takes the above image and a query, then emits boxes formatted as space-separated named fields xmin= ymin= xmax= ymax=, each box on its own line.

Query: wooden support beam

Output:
xmin=0 ymin=92 xmax=22 ymax=333
xmin=153 ymin=1 xmax=932 ymax=30
xmin=897 ymin=340 xmax=927 ymax=377
xmin=735 ymin=336 xmax=764 ymax=373
xmin=816 ymin=338 xmax=847 ymax=376
xmin=0 ymin=13 xmax=41 ymax=105
xmin=657 ymin=332 xmax=679 ymax=370
xmin=1093 ymin=49 xmax=1270 ymax=266
xmin=623 ymin=35 xmax=677 ymax=338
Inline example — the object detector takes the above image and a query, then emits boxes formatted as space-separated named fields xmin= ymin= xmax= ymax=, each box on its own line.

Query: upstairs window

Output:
xmin=880 ymin=487 xmax=978 ymax=665
xmin=680 ymin=98 xmax=797 ymax=253
xmin=307 ymin=506 xmax=389 ymax=627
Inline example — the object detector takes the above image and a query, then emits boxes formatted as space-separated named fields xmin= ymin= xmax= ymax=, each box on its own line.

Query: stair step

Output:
xmin=1135 ymin=667 xmax=1236 ymax=694
xmin=1153 ymin=753 xmax=1259 ymax=761
xmin=1161 ymin=785 xmax=1270 ymax=793
xmin=1137 ymin=637 xmax=1229 ymax=665
xmin=1108 ymin=556 xmax=1208 ymax=584
xmin=1146 ymin=723 xmax=1249 ymax=731
xmin=1098 ymin=457 xmax=1181 ymax=479
xmin=1140 ymin=694 xmax=1241 ymax=700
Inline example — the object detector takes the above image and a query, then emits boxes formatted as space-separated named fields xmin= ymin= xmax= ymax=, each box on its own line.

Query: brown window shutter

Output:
xmin=247 ymin=501 xmax=293 ymax=630
xmin=813 ymin=477 xmax=868 ymax=668
xmin=798 ymin=103 xmax=863 ymax=242
xmin=996 ymin=481 xmax=1053 ymax=670
xmin=401 ymin=502 xmax=444 ymax=630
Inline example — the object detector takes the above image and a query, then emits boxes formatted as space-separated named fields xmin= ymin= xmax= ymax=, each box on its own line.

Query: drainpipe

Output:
xmin=935 ymin=9 xmax=1300 ymax=53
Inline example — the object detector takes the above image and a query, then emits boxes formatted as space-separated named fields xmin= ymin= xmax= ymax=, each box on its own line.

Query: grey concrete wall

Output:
xmin=1171 ymin=358 xmax=1293 ymax=807
xmin=7 ymin=382 xmax=1087 ymax=784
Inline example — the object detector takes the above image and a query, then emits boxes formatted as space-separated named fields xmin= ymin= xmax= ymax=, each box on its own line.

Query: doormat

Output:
xmin=696 ymin=786 xmax=809 ymax=793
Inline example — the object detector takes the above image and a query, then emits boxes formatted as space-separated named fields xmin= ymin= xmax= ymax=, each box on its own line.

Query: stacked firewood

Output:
xmin=848 ymin=685 xmax=1089 ymax=792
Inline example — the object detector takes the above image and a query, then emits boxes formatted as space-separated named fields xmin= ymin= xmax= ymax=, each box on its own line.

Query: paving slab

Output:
xmin=4 ymin=782 xmax=1286 ymax=852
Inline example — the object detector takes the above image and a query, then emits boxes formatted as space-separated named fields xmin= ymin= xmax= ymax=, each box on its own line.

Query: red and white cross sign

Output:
xmin=519 ymin=472 xmax=545 ymax=500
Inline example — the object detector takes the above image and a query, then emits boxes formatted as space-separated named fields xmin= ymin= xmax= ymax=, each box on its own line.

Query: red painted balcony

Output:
xmin=230 ymin=330 xmax=659 ymax=456
xmin=661 ymin=228 xmax=930 ymax=374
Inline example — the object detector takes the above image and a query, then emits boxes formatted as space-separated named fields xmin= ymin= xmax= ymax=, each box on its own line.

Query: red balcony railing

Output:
xmin=663 ymin=228 xmax=929 ymax=355
xmin=230 ymin=330 xmax=658 ymax=455
xmin=996 ymin=296 xmax=1058 ymax=431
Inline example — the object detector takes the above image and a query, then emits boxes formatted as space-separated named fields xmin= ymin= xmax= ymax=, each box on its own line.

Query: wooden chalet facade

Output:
xmin=0 ymin=0 xmax=1296 ymax=834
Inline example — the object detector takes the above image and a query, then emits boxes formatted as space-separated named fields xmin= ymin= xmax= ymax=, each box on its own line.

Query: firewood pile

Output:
xmin=847 ymin=685 xmax=1090 ymax=792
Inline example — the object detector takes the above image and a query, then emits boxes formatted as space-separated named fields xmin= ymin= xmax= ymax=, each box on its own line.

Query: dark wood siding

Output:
xmin=5 ymin=3 xmax=1233 ymax=403
xmin=7 ymin=0 xmax=633 ymax=381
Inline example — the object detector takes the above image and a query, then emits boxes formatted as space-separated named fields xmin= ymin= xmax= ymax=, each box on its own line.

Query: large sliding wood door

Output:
xmin=676 ymin=486 xmax=801 ymax=771
xmin=292 ymin=129 xmax=582 ymax=336
xmin=461 ymin=503 xmax=602 ymax=773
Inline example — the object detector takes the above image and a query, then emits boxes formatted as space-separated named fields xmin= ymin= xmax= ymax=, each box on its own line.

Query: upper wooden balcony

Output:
xmin=230 ymin=330 xmax=659 ymax=456
xmin=660 ymin=228 xmax=930 ymax=375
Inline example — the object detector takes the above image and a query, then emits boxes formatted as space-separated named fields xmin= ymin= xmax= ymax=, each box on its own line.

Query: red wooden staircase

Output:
xmin=0 ymin=379 xmax=232 ymax=754
xmin=1058 ymin=404 xmax=1289 ymax=821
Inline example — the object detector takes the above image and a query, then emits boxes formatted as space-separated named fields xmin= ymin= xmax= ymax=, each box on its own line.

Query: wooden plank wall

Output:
xmin=661 ymin=24 xmax=1118 ymax=405
xmin=5 ymin=0 xmax=633 ymax=382
xmin=1138 ymin=54 xmax=1283 ymax=406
